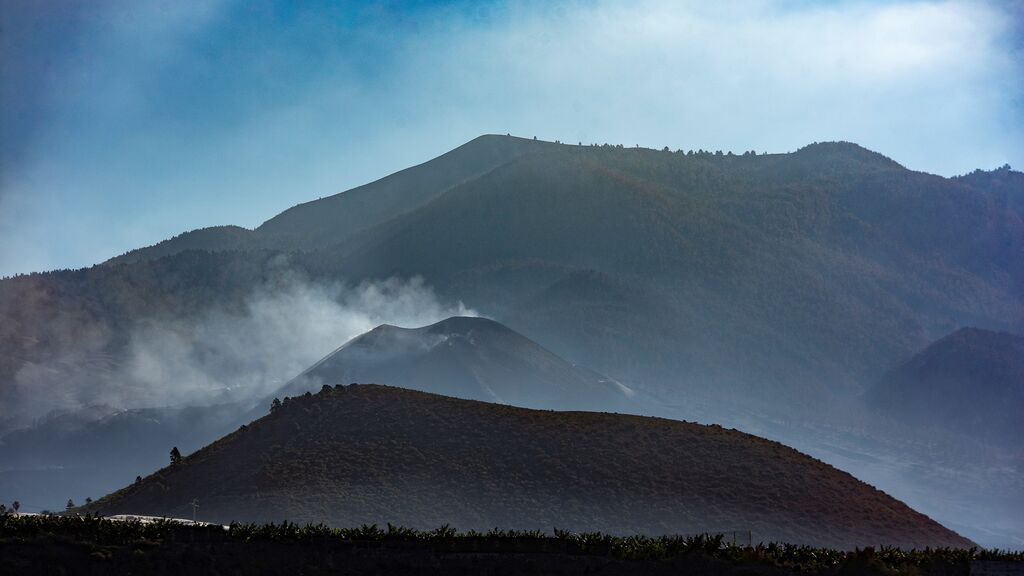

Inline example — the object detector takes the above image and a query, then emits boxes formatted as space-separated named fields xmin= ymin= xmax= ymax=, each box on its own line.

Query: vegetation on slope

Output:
xmin=105 ymin=135 xmax=560 ymax=265
xmin=84 ymin=385 xmax=971 ymax=550
xmin=3 ymin=513 xmax=1021 ymax=576
xmin=3 ymin=136 xmax=1020 ymax=425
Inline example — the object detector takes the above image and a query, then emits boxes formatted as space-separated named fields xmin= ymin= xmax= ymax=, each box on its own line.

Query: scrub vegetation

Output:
xmin=83 ymin=385 xmax=970 ymax=550
xmin=2 ymin=513 xmax=1020 ymax=576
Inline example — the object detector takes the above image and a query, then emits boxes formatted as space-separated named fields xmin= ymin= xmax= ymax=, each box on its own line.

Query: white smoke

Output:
xmin=8 ymin=275 xmax=475 ymax=423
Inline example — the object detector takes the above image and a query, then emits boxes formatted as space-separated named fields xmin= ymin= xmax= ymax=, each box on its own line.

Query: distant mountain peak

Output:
xmin=274 ymin=316 xmax=634 ymax=412
xmin=424 ymin=315 xmax=506 ymax=334
xmin=793 ymin=141 xmax=901 ymax=168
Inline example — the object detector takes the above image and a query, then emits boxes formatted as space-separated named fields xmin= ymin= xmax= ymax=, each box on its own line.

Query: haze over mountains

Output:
xmin=869 ymin=327 xmax=1024 ymax=447
xmin=0 ymin=316 xmax=638 ymax=514
xmin=0 ymin=403 xmax=240 ymax=512
xmin=85 ymin=385 xmax=973 ymax=551
xmin=4 ymin=135 xmax=1020 ymax=424
xmin=1 ymin=135 xmax=1021 ymax=547
xmin=105 ymin=136 xmax=563 ymax=266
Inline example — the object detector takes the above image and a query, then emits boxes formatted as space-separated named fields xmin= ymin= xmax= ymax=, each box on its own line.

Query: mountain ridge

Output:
xmin=274 ymin=315 xmax=635 ymax=412
xmin=105 ymin=135 xmax=559 ymax=266
xmin=5 ymin=134 xmax=1022 ymax=424
xmin=85 ymin=384 xmax=974 ymax=551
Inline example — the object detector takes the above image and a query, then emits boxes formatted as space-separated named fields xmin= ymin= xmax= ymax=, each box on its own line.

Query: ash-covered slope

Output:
xmin=275 ymin=316 xmax=634 ymax=412
xmin=868 ymin=327 xmax=1024 ymax=445
xmin=87 ymin=385 xmax=972 ymax=550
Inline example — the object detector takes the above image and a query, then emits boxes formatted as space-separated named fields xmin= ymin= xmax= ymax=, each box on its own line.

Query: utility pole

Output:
xmin=191 ymin=499 xmax=199 ymax=524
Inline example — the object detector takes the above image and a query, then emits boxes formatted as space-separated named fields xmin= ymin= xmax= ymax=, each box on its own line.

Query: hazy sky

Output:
xmin=2 ymin=0 xmax=1022 ymax=276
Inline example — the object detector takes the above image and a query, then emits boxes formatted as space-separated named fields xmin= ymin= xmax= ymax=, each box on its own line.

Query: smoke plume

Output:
xmin=7 ymin=275 xmax=475 ymax=425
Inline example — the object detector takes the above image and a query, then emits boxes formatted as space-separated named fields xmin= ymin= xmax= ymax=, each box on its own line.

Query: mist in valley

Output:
xmin=3 ymin=272 xmax=475 ymax=427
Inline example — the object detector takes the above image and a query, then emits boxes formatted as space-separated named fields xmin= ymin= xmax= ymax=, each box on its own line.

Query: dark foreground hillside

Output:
xmin=85 ymin=385 xmax=971 ymax=550
xmin=5 ymin=516 xmax=1021 ymax=576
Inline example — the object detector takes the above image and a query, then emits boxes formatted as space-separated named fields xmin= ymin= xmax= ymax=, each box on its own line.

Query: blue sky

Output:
xmin=1 ymin=0 xmax=1022 ymax=276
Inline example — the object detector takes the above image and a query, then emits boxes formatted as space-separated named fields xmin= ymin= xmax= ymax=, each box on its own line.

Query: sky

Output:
xmin=1 ymin=0 xmax=1022 ymax=277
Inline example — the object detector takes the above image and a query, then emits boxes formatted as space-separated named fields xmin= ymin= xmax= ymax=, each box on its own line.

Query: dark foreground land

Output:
xmin=3 ymin=515 xmax=1022 ymax=576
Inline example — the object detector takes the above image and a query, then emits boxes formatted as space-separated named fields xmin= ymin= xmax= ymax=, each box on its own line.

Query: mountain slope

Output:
xmin=0 ymin=315 xmax=632 ymax=512
xmin=0 ymin=403 xmax=242 ymax=512
xmin=324 ymin=143 xmax=1023 ymax=405
xmin=87 ymin=385 xmax=972 ymax=550
xmin=4 ymin=136 xmax=1023 ymax=423
xmin=276 ymin=316 xmax=635 ymax=412
xmin=106 ymin=135 xmax=557 ymax=265
xmin=867 ymin=327 xmax=1024 ymax=445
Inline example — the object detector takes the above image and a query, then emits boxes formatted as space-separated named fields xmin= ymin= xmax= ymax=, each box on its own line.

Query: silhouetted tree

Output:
xmin=66 ymin=499 xmax=74 ymax=510
xmin=135 ymin=476 xmax=142 ymax=485
xmin=12 ymin=501 xmax=20 ymax=513
xmin=170 ymin=446 xmax=182 ymax=466
xmin=85 ymin=497 xmax=93 ymax=505
xmin=271 ymin=397 xmax=282 ymax=412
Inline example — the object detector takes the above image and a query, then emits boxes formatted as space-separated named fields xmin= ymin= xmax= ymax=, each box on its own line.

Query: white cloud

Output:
xmin=405 ymin=0 xmax=1019 ymax=167
xmin=1 ymin=0 xmax=1021 ymax=276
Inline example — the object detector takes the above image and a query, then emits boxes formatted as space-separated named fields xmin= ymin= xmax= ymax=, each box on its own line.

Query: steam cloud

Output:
xmin=7 ymin=275 xmax=475 ymax=426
